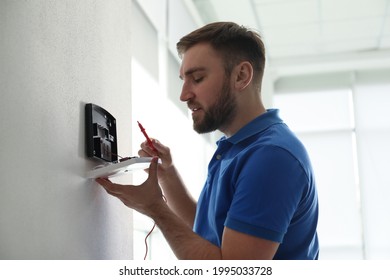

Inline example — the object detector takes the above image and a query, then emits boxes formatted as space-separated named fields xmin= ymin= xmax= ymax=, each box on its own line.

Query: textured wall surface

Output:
xmin=0 ymin=0 xmax=134 ymax=259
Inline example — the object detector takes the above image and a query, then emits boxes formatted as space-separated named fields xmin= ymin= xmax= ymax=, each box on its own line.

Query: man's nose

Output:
xmin=180 ymin=83 xmax=194 ymax=102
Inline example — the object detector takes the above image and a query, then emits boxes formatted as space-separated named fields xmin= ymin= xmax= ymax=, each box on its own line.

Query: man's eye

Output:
xmin=194 ymin=77 xmax=204 ymax=83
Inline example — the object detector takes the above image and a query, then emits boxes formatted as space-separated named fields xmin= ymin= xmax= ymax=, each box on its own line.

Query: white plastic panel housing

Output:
xmin=86 ymin=157 xmax=158 ymax=178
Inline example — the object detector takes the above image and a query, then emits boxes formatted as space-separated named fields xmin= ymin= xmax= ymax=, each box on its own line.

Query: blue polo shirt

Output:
xmin=193 ymin=109 xmax=319 ymax=259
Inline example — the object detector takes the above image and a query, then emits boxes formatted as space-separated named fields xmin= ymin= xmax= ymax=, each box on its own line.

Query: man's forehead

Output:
xmin=179 ymin=44 xmax=221 ymax=77
xmin=179 ymin=66 xmax=207 ymax=79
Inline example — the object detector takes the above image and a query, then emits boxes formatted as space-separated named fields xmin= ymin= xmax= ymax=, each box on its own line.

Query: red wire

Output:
xmin=143 ymin=195 xmax=167 ymax=260
xmin=144 ymin=223 xmax=156 ymax=260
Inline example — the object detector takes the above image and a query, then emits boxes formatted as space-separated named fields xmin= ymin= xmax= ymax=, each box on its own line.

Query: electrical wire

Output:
xmin=143 ymin=195 xmax=167 ymax=260
xmin=143 ymin=223 xmax=156 ymax=260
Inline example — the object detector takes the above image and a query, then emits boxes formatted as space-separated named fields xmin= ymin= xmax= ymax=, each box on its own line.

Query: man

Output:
xmin=97 ymin=22 xmax=319 ymax=259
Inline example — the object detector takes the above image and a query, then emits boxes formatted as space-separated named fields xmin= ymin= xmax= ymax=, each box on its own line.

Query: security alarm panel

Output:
xmin=85 ymin=103 xmax=154 ymax=178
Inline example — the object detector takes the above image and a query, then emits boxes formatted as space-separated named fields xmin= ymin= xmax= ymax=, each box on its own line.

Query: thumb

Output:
xmin=147 ymin=156 xmax=159 ymax=182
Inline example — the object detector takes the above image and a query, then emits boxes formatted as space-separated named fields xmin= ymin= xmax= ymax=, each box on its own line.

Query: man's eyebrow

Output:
xmin=179 ymin=67 xmax=206 ymax=80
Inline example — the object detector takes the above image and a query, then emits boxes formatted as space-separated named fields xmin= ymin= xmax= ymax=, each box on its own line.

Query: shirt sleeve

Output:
xmin=225 ymin=145 xmax=308 ymax=243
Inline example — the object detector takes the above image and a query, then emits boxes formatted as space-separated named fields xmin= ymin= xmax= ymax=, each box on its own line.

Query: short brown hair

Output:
xmin=177 ymin=22 xmax=266 ymax=88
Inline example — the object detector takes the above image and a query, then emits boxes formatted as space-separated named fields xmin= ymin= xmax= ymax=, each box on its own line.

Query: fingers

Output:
xmin=138 ymin=148 xmax=149 ymax=158
xmin=95 ymin=177 xmax=111 ymax=187
xmin=139 ymin=139 xmax=160 ymax=157
xmin=95 ymin=158 xmax=163 ymax=214
xmin=139 ymin=139 xmax=173 ymax=169
xmin=140 ymin=139 xmax=167 ymax=154
xmin=95 ymin=178 xmax=124 ymax=195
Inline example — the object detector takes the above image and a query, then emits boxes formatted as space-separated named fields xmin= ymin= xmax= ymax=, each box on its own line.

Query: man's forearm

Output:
xmin=158 ymin=165 xmax=197 ymax=228
xmin=148 ymin=200 xmax=221 ymax=260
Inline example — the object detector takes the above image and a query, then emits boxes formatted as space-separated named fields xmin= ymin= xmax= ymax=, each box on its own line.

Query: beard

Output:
xmin=191 ymin=78 xmax=237 ymax=134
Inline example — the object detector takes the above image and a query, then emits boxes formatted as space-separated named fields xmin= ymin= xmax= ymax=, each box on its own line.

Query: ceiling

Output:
xmin=190 ymin=0 xmax=390 ymax=75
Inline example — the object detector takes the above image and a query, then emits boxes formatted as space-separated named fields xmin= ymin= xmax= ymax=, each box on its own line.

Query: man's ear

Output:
xmin=233 ymin=61 xmax=253 ymax=91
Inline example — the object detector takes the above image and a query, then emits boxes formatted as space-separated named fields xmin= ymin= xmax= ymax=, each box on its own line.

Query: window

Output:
xmin=274 ymin=70 xmax=390 ymax=259
xmin=130 ymin=0 xmax=214 ymax=260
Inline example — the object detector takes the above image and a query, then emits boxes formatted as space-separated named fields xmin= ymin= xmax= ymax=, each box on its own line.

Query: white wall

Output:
xmin=0 ymin=0 xmax=134 ymax=259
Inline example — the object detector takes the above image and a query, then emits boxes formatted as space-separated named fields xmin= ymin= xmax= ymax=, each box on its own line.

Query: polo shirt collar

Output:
xmin=218 ymin=109 xmax=283 ymax=145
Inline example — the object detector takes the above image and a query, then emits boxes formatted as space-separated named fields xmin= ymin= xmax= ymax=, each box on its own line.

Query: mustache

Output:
xmin=187 ymin=100 xmax=202 ymax=110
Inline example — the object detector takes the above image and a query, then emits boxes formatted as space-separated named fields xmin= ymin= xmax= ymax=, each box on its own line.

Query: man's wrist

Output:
xmin=146 ymin=196 xmax=170 ymax=221
xmin=158 ymin=164 xmax=177 ymax=183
